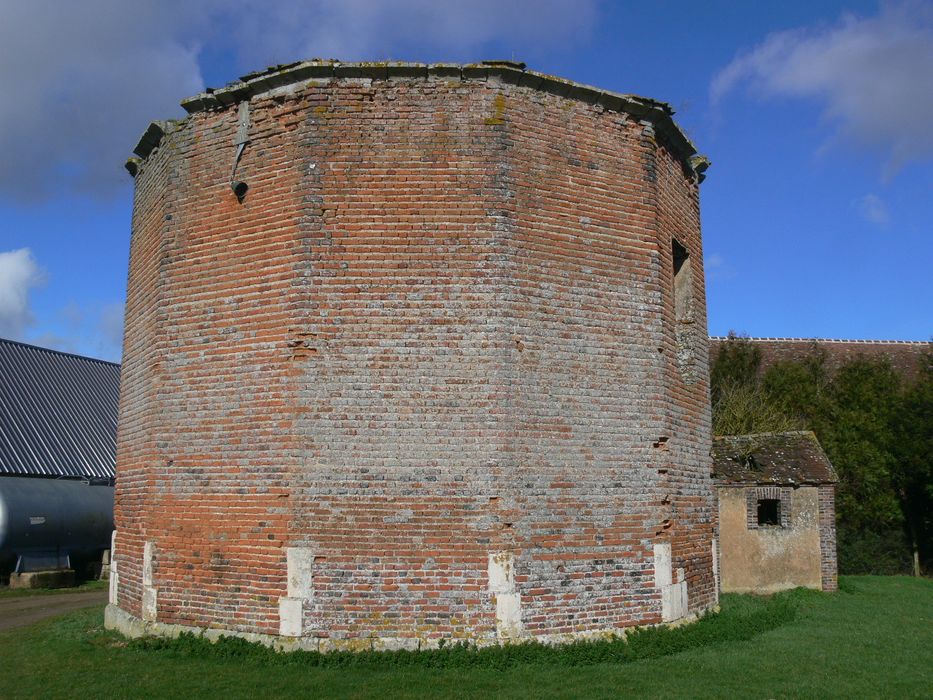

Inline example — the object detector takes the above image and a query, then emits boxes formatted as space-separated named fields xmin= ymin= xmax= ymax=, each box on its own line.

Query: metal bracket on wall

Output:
xmin=230 ymin=101 xmax=250 ymax=200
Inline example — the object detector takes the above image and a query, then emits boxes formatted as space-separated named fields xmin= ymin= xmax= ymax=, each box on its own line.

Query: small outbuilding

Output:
xmin=712 ymin=431 xmax=838 ymax=593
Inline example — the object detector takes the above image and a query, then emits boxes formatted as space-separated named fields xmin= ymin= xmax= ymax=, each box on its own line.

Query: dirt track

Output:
xmin=0 ymin=589 xmax=107 ymax=632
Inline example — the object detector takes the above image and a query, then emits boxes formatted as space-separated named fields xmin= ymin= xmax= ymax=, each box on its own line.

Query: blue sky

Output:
xmin=1 ymin=0 xmax=931 ymax=362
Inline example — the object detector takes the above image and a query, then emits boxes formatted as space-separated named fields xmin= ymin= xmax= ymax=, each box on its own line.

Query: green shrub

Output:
xmin=837 ymin=527 xmax=912 ymax=575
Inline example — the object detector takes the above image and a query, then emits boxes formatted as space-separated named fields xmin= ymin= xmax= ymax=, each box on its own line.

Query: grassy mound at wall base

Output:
xmin=128 ymin=590 xmax=799 ymax=670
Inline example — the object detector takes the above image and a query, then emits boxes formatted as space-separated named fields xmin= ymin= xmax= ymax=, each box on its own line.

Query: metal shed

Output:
xmin=0 ymin=338 xmax=119 ymax=580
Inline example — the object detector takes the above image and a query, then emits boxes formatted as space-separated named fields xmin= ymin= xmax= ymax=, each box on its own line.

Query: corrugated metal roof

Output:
xmin=712 ymin=431 xmax=838 ymax=486
xmin=0 ymin=338 xmax=119 ymax=479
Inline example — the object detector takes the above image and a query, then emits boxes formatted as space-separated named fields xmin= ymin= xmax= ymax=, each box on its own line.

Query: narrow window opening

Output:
xmin=757 ymin=499 xmax=781 ymax=526
xmin=672 ymin=239 xmax=693 ymax=323
xmin=670 ymin=238 xmax=698 ymax=382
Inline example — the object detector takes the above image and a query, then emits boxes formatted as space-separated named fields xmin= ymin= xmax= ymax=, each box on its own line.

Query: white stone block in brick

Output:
xmin=488 ymin=551 xmax=514 ymax=593
xmin=653 ymin=542 xmax=672 ymax=588
xmin=495 ymin=592 xmax=523 ymax=640
xmin=141 ymin=540 xmax=157 ymax=620
xmin=286 ymin=547 xmax=314 ymax=598
xmin=277 ymin=547 xmax=315 ymax=637
xmin=142 ymin=541 xmax=154 ymax=587
xmin=712 ymin=538 xmax=720 ymax=603
xmin=661 ymin=580 xmax=687 ymax=622
xmin=108 ymin=530 xmax=118 ymax=606
xmin=655 ymin=542 xmax=689 ymax=622
xmin=142 ymin=586 xmax=158 ymax=622
xmin=279 ymin=597 xmax=304 ymax=637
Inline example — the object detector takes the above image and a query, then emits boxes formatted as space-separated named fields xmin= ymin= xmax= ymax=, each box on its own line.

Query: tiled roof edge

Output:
xmin=709 ymin=336 xmax=931 ymax=346
xmin=712 ymin=431 xmax=838 ymax=485
xmin=713 ymin=430 xmax=818 ymax=441
xmin=129 ymin=60 xmax=705 ymax=179
xmin=808 ymin=434 xmax=840 ymax=483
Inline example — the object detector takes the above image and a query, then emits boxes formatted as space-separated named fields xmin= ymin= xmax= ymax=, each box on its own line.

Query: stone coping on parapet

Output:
xmin=127 ymin=60 xmax=708 ymax=181
xmin=709 ymin=336 xmax=931 ymax=345
xmin=104 ymin=603 xmax=710 ymax=654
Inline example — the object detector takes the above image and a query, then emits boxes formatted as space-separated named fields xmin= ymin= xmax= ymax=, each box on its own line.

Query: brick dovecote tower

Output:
xmin=106 ymin=60 xmax=717 ymax=650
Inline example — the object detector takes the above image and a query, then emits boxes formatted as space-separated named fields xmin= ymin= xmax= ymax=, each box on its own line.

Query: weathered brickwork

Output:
xmin=108 ymin=61 xmax=716 ymax=649
xmin=709 ymin=337 xmax=931 ymax=384
xmin=818 ymin=485 xmax=838 ymax=592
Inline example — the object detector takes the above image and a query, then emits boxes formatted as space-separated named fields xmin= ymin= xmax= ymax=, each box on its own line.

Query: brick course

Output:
xmin=818 ymin=485 xmax=838 ymax=591
xmin=109 ymin=62 xmax=716 ymax=649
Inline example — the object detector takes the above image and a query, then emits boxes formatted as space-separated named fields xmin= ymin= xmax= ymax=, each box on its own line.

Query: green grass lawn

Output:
xmin=0 ymin=576 xmax=930 ymax=699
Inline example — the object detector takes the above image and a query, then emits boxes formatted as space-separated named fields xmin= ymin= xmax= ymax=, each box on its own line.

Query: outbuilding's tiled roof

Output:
xmin=712 ymin=431 xmax=837 ymax=486
xmin=0 ymin=338 xmax=119 ymax=480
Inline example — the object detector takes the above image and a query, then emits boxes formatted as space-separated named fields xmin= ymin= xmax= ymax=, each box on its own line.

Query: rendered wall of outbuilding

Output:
xmin=717 ymin=485 xmax=831 ymax=593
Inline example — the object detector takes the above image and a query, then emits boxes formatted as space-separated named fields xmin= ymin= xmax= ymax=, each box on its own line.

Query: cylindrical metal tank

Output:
xmin=0 ymin=476 xmax=113 ymax=573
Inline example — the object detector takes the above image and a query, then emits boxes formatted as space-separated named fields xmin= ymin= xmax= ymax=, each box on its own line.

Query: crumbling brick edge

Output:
xmin=104 ymin=603 xmax=718 ymax=654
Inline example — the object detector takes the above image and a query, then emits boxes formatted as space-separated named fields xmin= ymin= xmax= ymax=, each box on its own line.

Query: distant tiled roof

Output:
xmin=712 ymin=431 xmax=837 ymax=486
xmin=708 ymin=337 xmax=930 ymax=384
xmin=708 ymin=336 xmax=929 ymax=345
xmin=0 ymin=338 xmax=119 ymax=479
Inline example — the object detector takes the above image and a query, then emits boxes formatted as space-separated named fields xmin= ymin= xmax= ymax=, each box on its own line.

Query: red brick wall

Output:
xmin=113 ymin=69 xmax=716 ymax=645
xmin=818 ymin=485 xmax=838 ymax=591
xmin=652 ymin=122 xmax=718 ymax=615
xmin=709 ymin=337 xmax=931 ymax=384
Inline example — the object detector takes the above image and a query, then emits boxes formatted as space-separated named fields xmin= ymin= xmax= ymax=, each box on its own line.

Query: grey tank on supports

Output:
xmin=0 ymin=477 xmax=114 ymax=573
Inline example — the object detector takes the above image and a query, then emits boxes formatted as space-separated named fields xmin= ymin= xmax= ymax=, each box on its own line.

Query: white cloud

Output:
xmin=855 ymin=193 xmax=891 ymax=228
xmin=24 ymin=300 xmax=124 ymax=362
xmin=711 ymin=1 xmax=933 ymax=175
xmin=229 ymin=1 xmax=600 ymax=67
xmin=97 ymin=302 xmax=125 ymax=354
xmin=704 ymin=252 xmax=735 ymax=283
xmin=0 ymin=0 xmax=599 ymax=202
xmin=59 ymin=301 xmax=85 ymax=328
xmin=29 ymin=333 xmax=78 ymax=355
xmin=0 ymin=248 xmax=46 ymax=339
xmin=0 ymin=1 xmax=209 ymax=200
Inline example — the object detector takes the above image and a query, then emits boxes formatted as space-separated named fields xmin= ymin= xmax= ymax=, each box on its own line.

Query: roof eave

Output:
xmin=131 ymin=60 xmax=707 ymax=180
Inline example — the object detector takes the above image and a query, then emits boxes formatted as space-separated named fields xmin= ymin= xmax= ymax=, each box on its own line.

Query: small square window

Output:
xmin=757 ymin=498 xmax=781 ymax=526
